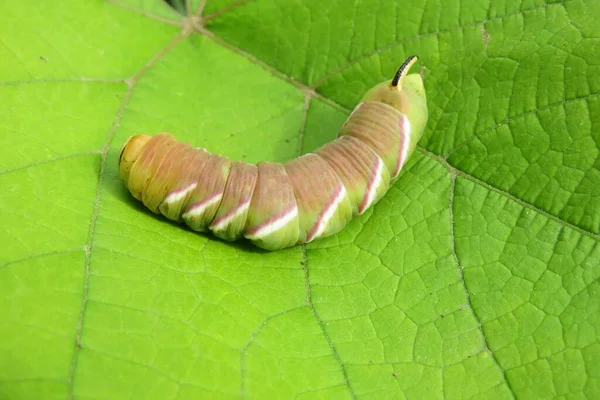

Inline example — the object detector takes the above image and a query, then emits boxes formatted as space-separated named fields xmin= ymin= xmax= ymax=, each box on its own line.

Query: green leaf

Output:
xmin=1 ymin=0 xmax=598 ymax=399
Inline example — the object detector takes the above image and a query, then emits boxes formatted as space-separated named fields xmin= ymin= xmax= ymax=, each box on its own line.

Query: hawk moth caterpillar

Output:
xmin=119 ymin=56 xmax=428 ymax=250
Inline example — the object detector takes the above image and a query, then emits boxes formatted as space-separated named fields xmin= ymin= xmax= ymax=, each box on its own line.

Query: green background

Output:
xmin=1 ymin=0 xmax=599 ymax=398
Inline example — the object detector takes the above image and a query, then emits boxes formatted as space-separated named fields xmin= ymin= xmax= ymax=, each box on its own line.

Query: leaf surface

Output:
xmin=1 ymin=0 xmax=599 ymax=399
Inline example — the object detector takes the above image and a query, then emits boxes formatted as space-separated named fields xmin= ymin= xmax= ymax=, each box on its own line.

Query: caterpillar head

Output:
xmin=361 ymin=56 xmax=428 ymax=138
xmin=119 ymin=134 xmax=152 ymax=183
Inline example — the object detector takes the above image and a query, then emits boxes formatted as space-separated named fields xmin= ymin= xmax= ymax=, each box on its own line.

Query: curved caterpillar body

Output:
xmin=119 ymin=56 xmax=428 ymax=250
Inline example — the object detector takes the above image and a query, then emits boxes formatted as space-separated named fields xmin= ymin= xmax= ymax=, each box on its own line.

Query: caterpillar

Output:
xmin=119 ymin=56 xmax=428 ymax=250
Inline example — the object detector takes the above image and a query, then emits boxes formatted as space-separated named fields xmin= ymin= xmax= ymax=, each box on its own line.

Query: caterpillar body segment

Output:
xmin=142 ymin=139 xmax=195 ymax=213
xmin=158 ymin=144 xmax=211 ymax=221
xmin=119 ymin=56 xmax=428 ymax=250
xmin=182 ymin=154 xmax=232 ymax=231
xmin=316 ymin=135 xmax=391 ymax=215
xmin=284 ymin=154 xmax=353 ymax=243
xmin=209 ymin=161 xmax=258 ymax=241
xmin=244 ymin=162 xmax=300 ymax=250
xmin=126 ymin=134 xmax=174 ymax=201
xmin=339 ymin=101 xmax=409 ymax=179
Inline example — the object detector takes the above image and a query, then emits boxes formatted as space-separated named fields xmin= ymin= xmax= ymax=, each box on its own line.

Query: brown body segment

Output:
xmin=182 ymin=153 xmax=232 ymax=232
xmin=284 ymin=154 xmax=352 ymax=243
xmin=317 ymin=135 xmax=391 ymax=215
xmin=209 ymin=161 xmax=258 ymax=241
xmin=127 ymin=134 xmax=177 ymax=201
xmin=244 ymin=162 xmax=299 ymax=250
xmin=158 ymin=146 xmax=211 ymax=221
xmin=142 ymin=141 xmax=195 ymax=213
xmin=339 ymin=101 xmax=403 ymax=177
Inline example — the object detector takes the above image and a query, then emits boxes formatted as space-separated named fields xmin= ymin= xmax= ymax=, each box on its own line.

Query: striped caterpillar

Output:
xmin=119 ymin=56 xmax=428 ymax=250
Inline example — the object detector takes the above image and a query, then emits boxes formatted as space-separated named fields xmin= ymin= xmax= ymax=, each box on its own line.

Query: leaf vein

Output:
xmin=67 ymin=32 xmax=186 ymax=399
xmin=448 ymin=174 xmax=517 ymax=399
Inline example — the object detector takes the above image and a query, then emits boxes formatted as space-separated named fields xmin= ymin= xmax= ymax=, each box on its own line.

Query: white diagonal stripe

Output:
xmin=359 ymin=155 xmax=384 ymax=214
xmin=183 ymin=192 xmax=223 ymax=218
xmin=307 ymin=185 xmax=347 ymax=242
xmin=398 ymin=115 xmax=411 ymax=173
xmin=210 ymin=199 xmax=251 ymax=231
xmin=245 ymin=206 xmax=298 ymax=240
xmin=164 ymin=182 xmax=197 ymax=205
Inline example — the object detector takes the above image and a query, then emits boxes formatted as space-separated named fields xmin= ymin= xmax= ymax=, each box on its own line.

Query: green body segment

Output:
xmin=182 ymin=154 xmax=232 ymax=232
xmin=360 ymin=73 xmax=428 ymax=173
xmin=142 ymin=139 xmax=194 ymax=213
xmin=244 ymin=162 xmax=300 ymax=250
xmin=339 ymin=101 xmax=406 ymax=178
xmin=158 ymin=143 xmax=211 ymax=221
xmin=119 ymin=56 xmax=428 ymax=250
xmin=284 ymin=154 xmax=353 ymax=243
xmin=209 ymin=161 xmax=258 ymax=241
xmin=317 ymin=135 xmax=391 ymax=215
xmin=127 ymin=134 xmax=175 ymax=201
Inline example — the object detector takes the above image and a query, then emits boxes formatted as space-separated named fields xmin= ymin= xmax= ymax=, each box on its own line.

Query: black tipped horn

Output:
xmin=391 ymin=55 xmax=419 ymax=87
